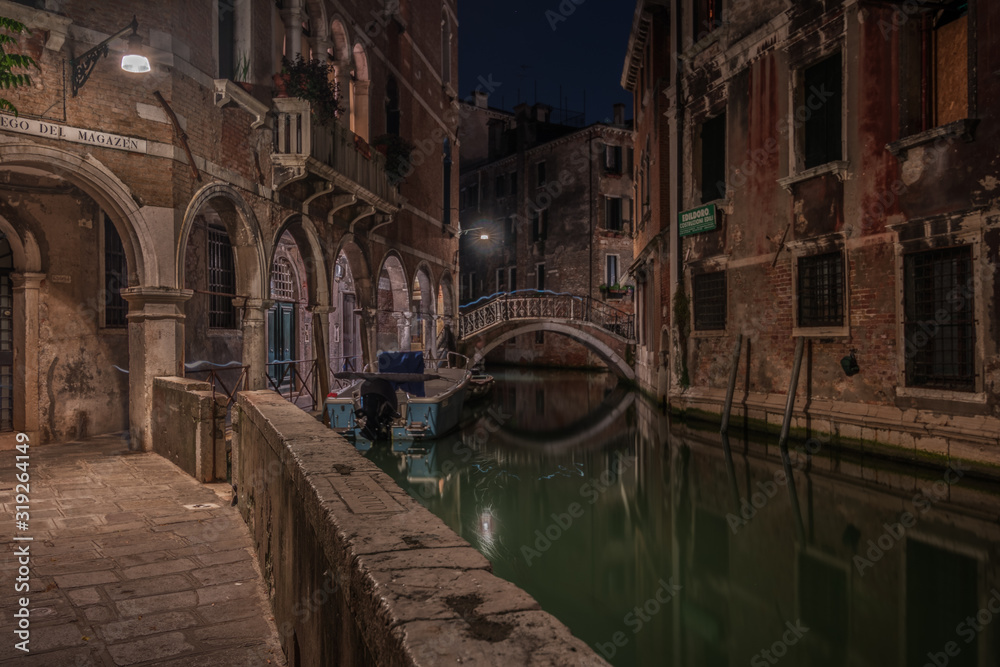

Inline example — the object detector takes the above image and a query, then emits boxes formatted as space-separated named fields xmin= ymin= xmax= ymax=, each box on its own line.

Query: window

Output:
xmin=103 ymin=215 xmax=129 ymax=328
xmin=463 ymin=272 xmax=476 ymax=302
xmin=531 ymin=209 xmax=548 ymax=242
xmin=693 ymin=271 xmax=726 ymax=331
xmin=218 ymin=0 xmax=235 ymax=79
xmin=385 ymin=77 xmax=400 ymax=136
xmin=797 ymin=252 xmax=845 ymax=328
xmin=605 ymin=197 xmax=623 ymax=232
xmin=495 ymin=174 xmax=506 ymax=198
xmin=208 ymin=227 xmax=237 ymax=329
xmin=496 ymin=268 xmax=506 ymax=293
xmin=605 ymin=255 xmax=619 ymax=287
xmin=506 ymin=216 xmax=518 ymax=247
xmin=509 ymin=266 xmax=517 ymax=291
xmin=694 ymin=0 xmax=724 ymax=37
xmin=803 ymin=54 xmax=843 ymax=169
xmin=605 ymin=144 xmax=623 ymax=173
xmin=903 ymin=245 xmax=975 ymax=391
xmin=536 ymin=264 xmax=545 ymax=291
xmin=467 ymin=183 xmax=479 ymax=211
xmin=700 ymin=112 xmax=727 ymax=203
xmin=509 ymin=172 xmax=518 ymax=196
xmin=536 ymin=161 xmax=547 ymax=187
xmin=271 ymin=257 xmax=294 ymax=301
xmin=932 ymin=5 xmax=969 ymax=127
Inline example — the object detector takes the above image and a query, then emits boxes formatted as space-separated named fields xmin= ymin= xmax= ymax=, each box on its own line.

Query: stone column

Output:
xmin=280 ymin=2 xmax=303 ymax=61
xmin=241 ymin=298 xmax=269 ymax=391
xmin=352 ymin=80 xmax=371 ymax=141
xmin=11 ymin=273 xmax=44 ymax=442
xmin=122 ymin=287 xmax=192 ymax=452
xmin=398 ymin=311 xmax=412 ymax=351
xmin=309 ymin=305 xmax=332 ymax=409
xmin=362 ymin=306 xmax=377 ymax=366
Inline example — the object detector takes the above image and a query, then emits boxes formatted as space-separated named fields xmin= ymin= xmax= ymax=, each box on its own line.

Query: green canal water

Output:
xmin=363 ymin=367 xmax=1000 ymax=666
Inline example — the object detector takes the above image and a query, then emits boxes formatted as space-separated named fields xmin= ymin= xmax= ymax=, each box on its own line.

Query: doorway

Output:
xmin=268 ymin=302 xmax=295 ymax=388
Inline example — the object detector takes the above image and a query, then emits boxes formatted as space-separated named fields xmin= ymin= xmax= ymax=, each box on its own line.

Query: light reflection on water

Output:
xmin=363 ymin=367 xmax=1000 ymax=666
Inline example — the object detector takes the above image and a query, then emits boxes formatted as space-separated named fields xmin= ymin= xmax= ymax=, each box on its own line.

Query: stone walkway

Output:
xmin=0 ymin=434 xmax=286 ymax=666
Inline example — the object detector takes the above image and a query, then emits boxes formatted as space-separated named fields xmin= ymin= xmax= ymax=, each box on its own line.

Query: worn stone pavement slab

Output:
xmin=0 ymin=434 xmax=285 ymax=666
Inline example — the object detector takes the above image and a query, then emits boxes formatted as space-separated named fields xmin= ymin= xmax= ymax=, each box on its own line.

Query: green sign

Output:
xmin=679 ymin=203 xmax=717 ymax=237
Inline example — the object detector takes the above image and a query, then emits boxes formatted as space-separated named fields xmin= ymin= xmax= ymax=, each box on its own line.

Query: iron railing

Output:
xmin=459 ymin=291 xmax=635 ymax=341
xmin=185 ymin=364 xmax=249 ymax=414
xmin=267 ymin=359 xmax=320 ymax=410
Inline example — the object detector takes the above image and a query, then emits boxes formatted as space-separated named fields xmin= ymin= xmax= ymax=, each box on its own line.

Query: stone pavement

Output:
xmin=0 ymin=434 xmax=286 ymax=666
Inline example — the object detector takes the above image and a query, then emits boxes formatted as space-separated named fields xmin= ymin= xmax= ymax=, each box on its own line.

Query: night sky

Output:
xmin=458 ymin=0 xmax=635 ymax=125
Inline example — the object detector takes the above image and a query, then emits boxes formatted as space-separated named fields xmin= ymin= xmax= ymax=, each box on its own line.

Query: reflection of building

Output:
xmin=622 ymin=0 xmax=1000 ymax=462
xmin=0 ymin=0 xmax=458 ymax=447
xmin=457 ymin=97 xmax=635 ymax=368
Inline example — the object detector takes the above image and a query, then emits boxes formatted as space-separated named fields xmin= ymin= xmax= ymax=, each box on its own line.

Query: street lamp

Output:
xmin=458 ymin=227 xmax=490 ymax=241
xmin=71 ymin=15 xmax=150 ymax=96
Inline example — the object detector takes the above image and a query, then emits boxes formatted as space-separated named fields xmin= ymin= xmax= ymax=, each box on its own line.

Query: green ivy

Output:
xmin=280 ymin=55 xmax=343 ymax=127
xmin=0 ymin=17 xmax=37 ymax=117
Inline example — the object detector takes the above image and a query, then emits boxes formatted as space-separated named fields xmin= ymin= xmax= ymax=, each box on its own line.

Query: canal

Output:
xmin=364 ymin=367 xmax=1000 ymax=666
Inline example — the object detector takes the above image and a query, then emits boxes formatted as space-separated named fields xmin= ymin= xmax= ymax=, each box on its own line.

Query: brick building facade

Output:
xmin=623 ymin=0 xmax=1000 ymax=463
xmin=0 ymin=0 xmax=459 ymax=448
xmin=457 ymin=97 xmax=634 ymax=369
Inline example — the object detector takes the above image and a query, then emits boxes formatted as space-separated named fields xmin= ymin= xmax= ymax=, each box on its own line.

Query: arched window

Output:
xmin=351 ymin=43 xmax=370 ymax=141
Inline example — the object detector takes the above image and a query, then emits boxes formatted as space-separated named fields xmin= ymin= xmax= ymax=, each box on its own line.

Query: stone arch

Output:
xmin=0 ymin=215 xmax=41 ymax=273
xmin=471 ymin=322 xmax=635 ymax=380
xmin=0 ymin=142 xmax=155 ymax=286
xmin=178 ymin=182 xmax=266 ymax=298
xmin=412 ymin=262 xmax=435 ymax=356
xmin=270 ymin=214 xmax=330 ymax=308
xmin=302 ymin=0 xmax=329 ymax=55
xmin=330 ymin=18 xmax=351 ymax=62
xmin=331 ymin=235 xmax=371 ymax=371
xmin=375 ymin=251 xmax=409 ymax=352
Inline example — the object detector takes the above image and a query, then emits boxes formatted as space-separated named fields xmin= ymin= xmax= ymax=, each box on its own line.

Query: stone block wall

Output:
xmin=151 ymin=377 xmax=227 ymax=482
xmin=232 ymin=390 xmax=608 ymax=666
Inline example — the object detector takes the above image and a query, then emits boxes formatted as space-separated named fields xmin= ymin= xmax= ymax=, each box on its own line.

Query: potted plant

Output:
xmin=599 ymin=283 xmax=609 ymax=295
xmin=371 ymin=134 xmax=416 ymax=184
xmin=233 ymin=52 xmax=252 ymax=92
xmin=607 ymin=283 xmax=628 ymax=299
xmin=275 ymin=55 xmax=343 ymax=127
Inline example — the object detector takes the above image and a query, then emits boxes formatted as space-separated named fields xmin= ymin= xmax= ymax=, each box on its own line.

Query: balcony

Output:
xmin=271 ymin=98 xmax=399 ymax=212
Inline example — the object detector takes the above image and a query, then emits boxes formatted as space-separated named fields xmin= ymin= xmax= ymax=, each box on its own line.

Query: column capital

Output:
xmin=122 ymin=287 xmax=193 ymax=323
xmin=11 ymin=272 xmax=45 ymax=290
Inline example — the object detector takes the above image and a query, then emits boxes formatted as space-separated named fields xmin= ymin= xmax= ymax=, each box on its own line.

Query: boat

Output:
xmin=325 ymin=350 xmax=471 ymax=443
xmin=467 ymin=372 xmax=495 ymax=402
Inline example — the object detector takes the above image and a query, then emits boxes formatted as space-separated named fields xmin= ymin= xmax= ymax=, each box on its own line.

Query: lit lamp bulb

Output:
xmin=121 ymin=32 xmax=150 ymax=73
xmin=479 ymin=233 xmax=489 ymax=240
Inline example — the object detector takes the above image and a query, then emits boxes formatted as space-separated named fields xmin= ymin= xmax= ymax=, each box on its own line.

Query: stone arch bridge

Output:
xmin=457 ymin=292 xmax=636 ymax=380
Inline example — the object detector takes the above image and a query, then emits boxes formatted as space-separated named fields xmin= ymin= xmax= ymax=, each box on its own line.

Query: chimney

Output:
xmin=473 ymin=91 xmax=488 ymax=108
xmin=613 ymin=103 xmax=625 ymax=125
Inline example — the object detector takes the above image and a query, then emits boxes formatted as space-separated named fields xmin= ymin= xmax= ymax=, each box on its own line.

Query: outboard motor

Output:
xmin=356 ymin=378 xmax=398 ymax=441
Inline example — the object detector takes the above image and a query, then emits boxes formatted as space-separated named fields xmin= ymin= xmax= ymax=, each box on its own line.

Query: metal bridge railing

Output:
xmin=458 ymin=291 xmax=635 ymax=341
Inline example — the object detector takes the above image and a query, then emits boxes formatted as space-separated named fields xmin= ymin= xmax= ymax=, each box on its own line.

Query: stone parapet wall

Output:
xmin=232 ymin=390 xmax=607 ymax=666
xmin=672 ymin=388 xmax=1000 ymax=477
xmin=151 ymin=377 xmax=227 ymax=482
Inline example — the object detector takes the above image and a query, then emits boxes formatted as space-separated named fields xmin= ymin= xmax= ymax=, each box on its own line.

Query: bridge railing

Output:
xmin=458 ymin=291 xmax=635 ymax=341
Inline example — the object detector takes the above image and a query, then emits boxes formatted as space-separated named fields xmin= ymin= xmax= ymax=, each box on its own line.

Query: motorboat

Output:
xmin=326 ymin=351 xmax=471 ymax=443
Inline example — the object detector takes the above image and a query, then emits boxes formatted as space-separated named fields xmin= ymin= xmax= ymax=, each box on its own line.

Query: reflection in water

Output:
xmin=363 ymin=367 xmax=1000 ymax=666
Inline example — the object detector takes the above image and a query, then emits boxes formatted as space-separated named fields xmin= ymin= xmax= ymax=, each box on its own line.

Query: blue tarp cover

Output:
xmin=378 ymin=351 xmax=425 ymax=396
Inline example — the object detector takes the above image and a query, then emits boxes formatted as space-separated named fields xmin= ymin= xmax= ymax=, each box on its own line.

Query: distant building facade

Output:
xmin=0 ymin=0 xmax=459 ymax=447
xmin=623 ymin=0 xmax=1000 ymax=462
xmin=458 ymin=98 xmax=635 ymax=369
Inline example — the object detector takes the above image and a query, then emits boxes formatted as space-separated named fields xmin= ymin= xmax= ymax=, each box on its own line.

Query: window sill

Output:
xmin=793 ymin=326 xmax=849 ymax=339
xmin=895 ymin=386 xmax=986 ymax=404
xmin=691 ymin=329 xmax=727 ymax=338
xmin=777 ymin=160 xmax=849 ymax=193
xmin=886 ymin=119 xmax=978 ymax=158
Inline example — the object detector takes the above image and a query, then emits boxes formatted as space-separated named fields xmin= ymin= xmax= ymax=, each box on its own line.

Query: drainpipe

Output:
xmin=668 ymin=0 xmax=683 ymax=401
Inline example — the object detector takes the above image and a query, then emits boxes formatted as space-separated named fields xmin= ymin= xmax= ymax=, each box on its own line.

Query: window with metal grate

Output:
xmin=797 ymin=252 xmax=845 ymax=328
xmin=693 ymin=271 xmax=726 ymax=331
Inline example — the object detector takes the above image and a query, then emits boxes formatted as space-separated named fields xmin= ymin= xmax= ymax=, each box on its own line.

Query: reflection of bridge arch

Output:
xmin=489 ymin=390 xmax=637 ymax=454
xmin=465 ymin=321 xmax=634 ymax=380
